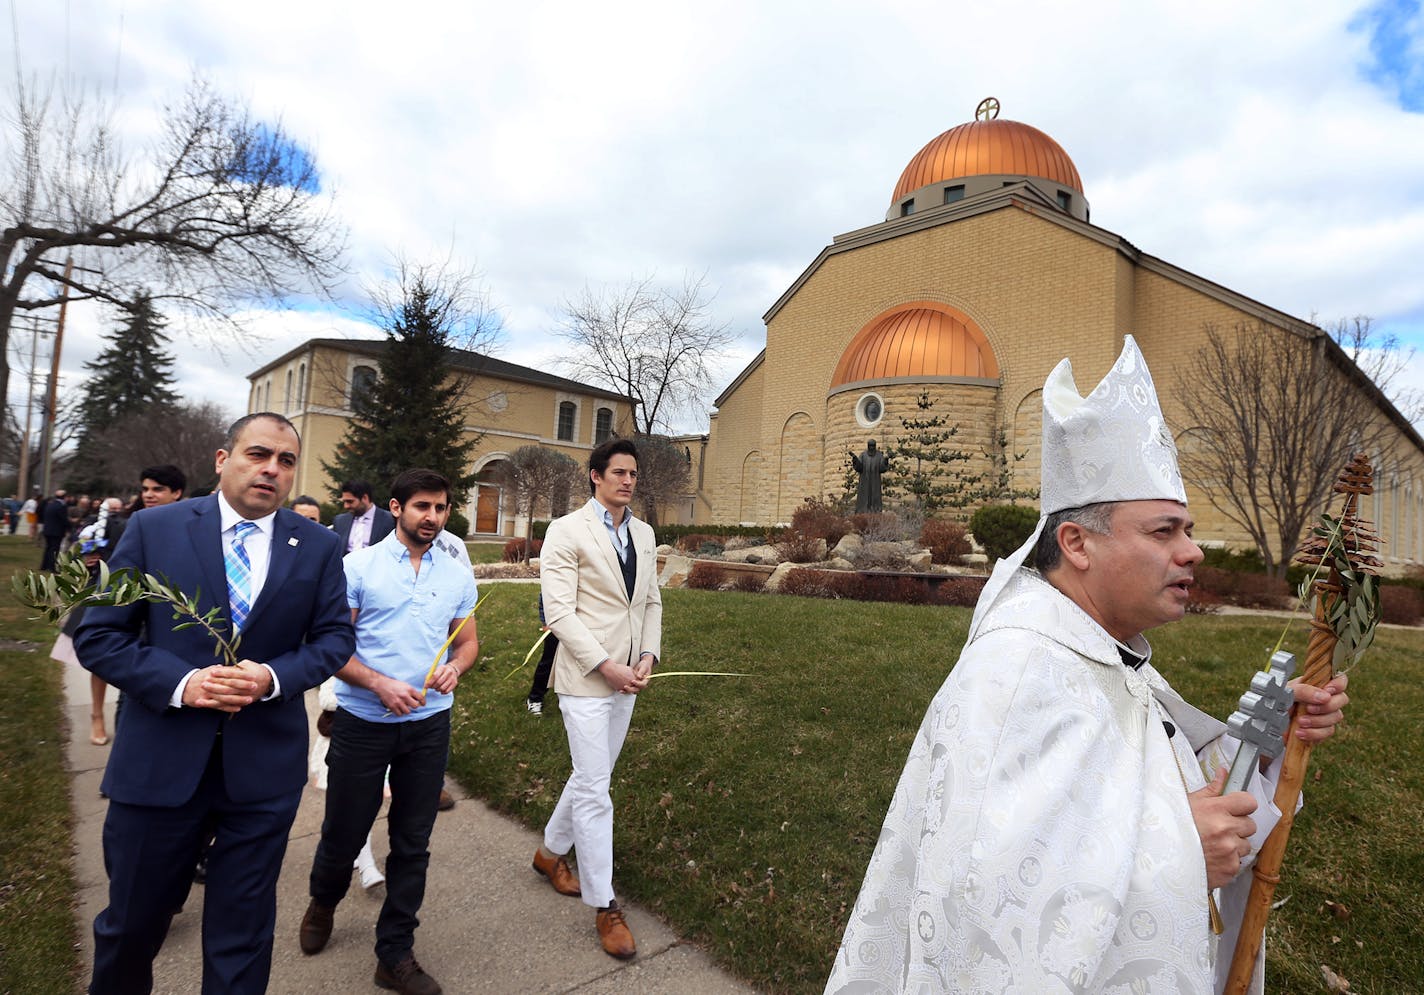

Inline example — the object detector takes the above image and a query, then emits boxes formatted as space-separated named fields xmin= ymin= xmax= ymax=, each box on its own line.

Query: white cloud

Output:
xmin=6 ymin=0 xmax=1424 ymax=439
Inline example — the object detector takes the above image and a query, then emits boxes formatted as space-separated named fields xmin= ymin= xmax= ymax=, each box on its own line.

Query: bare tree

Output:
xmin=631 ymin=433 xmax=693 ymax=528
xmin=556 ymin=273 xmax=733 ymax=434
xmin=498 ymin=445 xmax=583 ymax=558
xmin=1174 ymin=317 xmax=1419 ymax=577
xmin=77 ymin=401 xmax=229 ymax=496
xmin=0 ymin=73 xmax=347 ymax=459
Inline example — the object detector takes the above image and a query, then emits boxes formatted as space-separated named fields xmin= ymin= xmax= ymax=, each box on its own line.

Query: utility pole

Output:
xmin=38 ymin=257 xmax=75 ymax=498
xmin=14 ymin=315 xmax=49 ymax=500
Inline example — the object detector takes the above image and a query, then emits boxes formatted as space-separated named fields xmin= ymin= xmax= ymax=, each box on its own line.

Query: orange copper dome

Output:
xmin=890 ymin=117 xmax=1083 ymax=205
xmin=831 ymin=302 xmax=999 ymax=389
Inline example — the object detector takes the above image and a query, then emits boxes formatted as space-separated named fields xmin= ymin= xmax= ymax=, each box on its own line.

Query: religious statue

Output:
xmin=850 ymin=439 xmax=889 ymax=514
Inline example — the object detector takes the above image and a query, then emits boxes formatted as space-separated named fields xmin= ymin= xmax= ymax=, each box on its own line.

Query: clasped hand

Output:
xmin=182 ymin=660 xmax=272 ymax=713
xmin=599 ymin=658 xmax=650 ymax=695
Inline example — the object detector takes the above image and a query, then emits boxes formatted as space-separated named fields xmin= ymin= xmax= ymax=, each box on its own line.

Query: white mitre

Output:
xmin=967 ymin=334 xmax=1186 ymax=640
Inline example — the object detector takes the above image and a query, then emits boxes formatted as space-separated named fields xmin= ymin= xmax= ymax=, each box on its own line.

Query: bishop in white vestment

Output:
xmin=827 ymin=338 xmax=1350 ymax=995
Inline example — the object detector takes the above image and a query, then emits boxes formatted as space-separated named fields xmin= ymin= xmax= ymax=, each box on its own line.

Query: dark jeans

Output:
xmin=309 ymin=707 xmax=450 ymax=966
xmin=527 ymin=632 xmax=559 ymax=704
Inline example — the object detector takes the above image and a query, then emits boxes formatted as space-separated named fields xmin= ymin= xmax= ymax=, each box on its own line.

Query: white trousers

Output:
xmin=544 ymin=692 xmax=637 ymax=908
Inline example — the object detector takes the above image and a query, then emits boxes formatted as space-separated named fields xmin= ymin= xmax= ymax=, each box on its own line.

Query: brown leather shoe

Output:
xmin=374 ymin=954 xmax=442 ymax=995
xmin=298 ymin=899 xmax=335 ymax=955
xmin=531 ymin=847 xmax=581 ymax=896
xmin=437 ymin=789 xmax=455 ymax=812
xmin=596 ymin=902 xmax=636 ymax=960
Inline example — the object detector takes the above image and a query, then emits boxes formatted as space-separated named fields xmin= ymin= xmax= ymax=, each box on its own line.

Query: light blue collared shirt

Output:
xmin=339 ymin=530 xmax=478 ymax=723
xmin=592 ymin=497 xmax=633 ymax=562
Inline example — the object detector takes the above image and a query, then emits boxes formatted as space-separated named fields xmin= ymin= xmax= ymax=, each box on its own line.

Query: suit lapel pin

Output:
xmin=288 ymin=537 xmax=299 ymax=546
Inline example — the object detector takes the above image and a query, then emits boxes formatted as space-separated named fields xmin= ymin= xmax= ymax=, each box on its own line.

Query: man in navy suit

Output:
xmin=332 ymin=479 xmax=396 ymax=553
xmin=76 ymin=412 xmax=355 ymax=994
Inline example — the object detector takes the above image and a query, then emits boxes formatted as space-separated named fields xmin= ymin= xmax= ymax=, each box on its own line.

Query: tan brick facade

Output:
xmin=247 ymin=340 xmax=634 ymax=537
xmin=701 ymin=192 xmax=1424 ymax=570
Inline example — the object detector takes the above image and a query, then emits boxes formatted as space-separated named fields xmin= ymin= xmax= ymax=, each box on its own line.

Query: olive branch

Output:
xmin=1297 ymin=512 xmax=1381 ymax=672
xmin=13 ymin=548 xmax=242 ymax=667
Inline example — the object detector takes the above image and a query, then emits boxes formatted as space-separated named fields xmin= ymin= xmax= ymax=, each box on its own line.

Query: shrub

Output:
xmin=656 ymin=523 xmax=776 ymax=544
xmin=970 ymin=504 xmax=1039 ymax=562
xmin=851 ymin=545 xmax=912 ymax=572
xmin=502 ymin=538 xmax=543 ymax=562
xmin=935 ymin=577 xmax=987 ymax=607
xmin=730 ymin=572 xmax=766 ymax=593
xmin=921 ymin=519 xmax=971 ymax=565
xmin=791 ymin=498 xmax=852 ymax=547
xmin=1380 ymin=585 xmax=1423 ymax=626
xmin=1186 ymin=587 xmax=1224 ymax=614
xmin=447 ymin=507 xmax=470 ymax=538
xmin=851 ymin=511 xmax=905 ymax=542
xmin=774 ymin=529 xmax=823 ymax=564
xmin=1193 ymin=566 xmax=1290 ymax=609
xmin=675 ymin=533 xmax=725 ymax=555
xmin=686 ymin=562 xmax=728 ymax=590
xmin=779 ymin=568 xmax=839 ymax=599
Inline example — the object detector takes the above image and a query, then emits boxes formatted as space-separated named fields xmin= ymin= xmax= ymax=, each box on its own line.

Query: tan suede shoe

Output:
xmin=531 ymin=848 xmax=581 ymax=897
xmin=596 ymin=903 xmax=636 ymax=960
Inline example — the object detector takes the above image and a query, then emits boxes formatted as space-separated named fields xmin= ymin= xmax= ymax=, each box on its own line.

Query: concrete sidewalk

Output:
xmin=64 ymin=662 xmax=759 ymax=994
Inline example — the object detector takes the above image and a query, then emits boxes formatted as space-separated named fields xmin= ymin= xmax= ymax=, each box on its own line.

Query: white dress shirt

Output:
xmin=348 ymin=505 xmax=375 ymax=551
xmin=170 ymin=493 xmax=281 ymax=707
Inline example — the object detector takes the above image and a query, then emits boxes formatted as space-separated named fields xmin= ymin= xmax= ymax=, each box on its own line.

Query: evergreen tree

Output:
xmin=80 ymin=295 xmax=180 ymax=423
xmin=885 ymin=391 xmax=980 ymax=516
xmin=68 ymin=294 xmax=181 ymax=491
xmin=321 ymin=274 xmax=482 ymax=504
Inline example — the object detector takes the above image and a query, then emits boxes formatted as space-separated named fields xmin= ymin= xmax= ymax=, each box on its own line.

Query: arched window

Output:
xmin=557 ymin=401 xmax=577 ymax=442
xmin=351 ymin=365 xmax=377 ymax=408
xmin=297 ymin=362 xmax=307 ymax=410
xmin=284 ymin=369 xmax=293 ymax=411
xmin=595 ymin=407 xmax=613 ymax=444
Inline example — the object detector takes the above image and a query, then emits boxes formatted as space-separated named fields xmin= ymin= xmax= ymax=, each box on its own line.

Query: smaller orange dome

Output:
xmin=891 ymin=116 xmax=1083 ymax=205
xmin=831 ymin=303 xmax=998 ymax=389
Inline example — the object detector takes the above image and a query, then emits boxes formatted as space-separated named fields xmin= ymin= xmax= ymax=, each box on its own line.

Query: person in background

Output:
xmin=51 ymin=497 xmax=128 ymax=746
xmin=292 ymin=495 xmax=323 ymax=524
xmin=333 ymin=480 xmax=394 ymax=553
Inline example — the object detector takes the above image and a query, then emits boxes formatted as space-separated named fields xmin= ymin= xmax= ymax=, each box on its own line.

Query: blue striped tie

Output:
xmin=225 ymin=521 xmax=259 ymax=633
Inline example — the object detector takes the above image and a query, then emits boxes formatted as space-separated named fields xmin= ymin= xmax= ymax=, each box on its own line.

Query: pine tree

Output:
xmin=79 ymin=295 xmax=180 ymax=423
xmin=885 ymin=391 xmax=980 ymax=515
xmin=68 ymin=295 xmax=181 ymax=491
xmin=321 ymin=275 xmax=482 ymax=505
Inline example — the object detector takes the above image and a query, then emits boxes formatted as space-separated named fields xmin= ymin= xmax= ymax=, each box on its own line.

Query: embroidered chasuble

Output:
xmin=827 ymin=569 xmax=1288 ymax=995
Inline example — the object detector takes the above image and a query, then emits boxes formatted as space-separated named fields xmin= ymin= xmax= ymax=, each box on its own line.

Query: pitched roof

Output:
xmin=247 ymin=337 xmax=631 ymax=404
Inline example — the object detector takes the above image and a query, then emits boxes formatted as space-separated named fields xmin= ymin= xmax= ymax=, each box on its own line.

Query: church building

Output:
xmin=698 ymin=100 xmax=1424 ymax=572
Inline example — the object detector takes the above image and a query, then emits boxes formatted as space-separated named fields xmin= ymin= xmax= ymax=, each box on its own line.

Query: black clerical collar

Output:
xmin=1117 ymin=644 xmax=1148 ymax=671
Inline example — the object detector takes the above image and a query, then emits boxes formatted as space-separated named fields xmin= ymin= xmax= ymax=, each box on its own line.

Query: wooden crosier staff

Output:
xmin=1224 ymin=453 xmax=1381 ymax=993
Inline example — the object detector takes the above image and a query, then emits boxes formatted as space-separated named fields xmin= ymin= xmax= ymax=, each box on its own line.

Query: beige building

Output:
xmin=700 ymin=102 xmax=1424 ymax=572
xmin=246 ymin=338 xmax=633 ymax=536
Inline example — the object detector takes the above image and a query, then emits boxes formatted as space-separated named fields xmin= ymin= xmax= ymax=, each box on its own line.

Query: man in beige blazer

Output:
xmin=530 ymin=438 xmax=662 ymax=959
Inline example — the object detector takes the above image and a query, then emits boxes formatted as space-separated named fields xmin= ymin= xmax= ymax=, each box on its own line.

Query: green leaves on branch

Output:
xmin=1298 ymin=513 xmax=1381 ymax=672
xmin=12 ymin=549 xmax=242 ymax=667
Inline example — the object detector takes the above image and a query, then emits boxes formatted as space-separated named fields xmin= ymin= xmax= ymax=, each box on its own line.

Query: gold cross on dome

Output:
xmin=975 ymin=97 xmax=1000 ymax=121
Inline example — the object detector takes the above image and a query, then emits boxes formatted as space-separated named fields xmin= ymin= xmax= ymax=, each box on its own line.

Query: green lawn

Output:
xmin=0 ymin=538 xmax=83 ymax=995
xmin=465 ymin=540 xmax=508 ymax=565
xmin=452 ymin=583 xmax=1424 ymax=995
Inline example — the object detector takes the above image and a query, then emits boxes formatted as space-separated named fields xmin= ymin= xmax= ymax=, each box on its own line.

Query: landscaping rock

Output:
xmin=907 ymin=549 xmax=933 ymax=571
xmin=658 ymin=554 xmax=694 ymax=589
xmin=823 ymin=556 xmax=855 ymax=571
xmin=655 ymin=543 xmax=675 ymax=556
xmin=832 ymin=533 xmax=863 ymax=558
xmin=963 ymin=552 xmax=989 ymax=566
xmin=813 ymin=537 xmax=828 ymax=560
xmin=724 ymin=544 xmax=783 ymax=565
xmin=764 ymin=562 xmax=797 ymax=593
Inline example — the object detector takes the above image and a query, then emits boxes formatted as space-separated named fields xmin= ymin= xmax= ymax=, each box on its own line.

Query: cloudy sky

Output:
xmin=6 ymin=0 xmax=1424 ymax=436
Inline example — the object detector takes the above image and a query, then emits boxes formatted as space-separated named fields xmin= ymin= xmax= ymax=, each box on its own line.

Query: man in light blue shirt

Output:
xmin=300 ymin=468 xmax=478 ymax=995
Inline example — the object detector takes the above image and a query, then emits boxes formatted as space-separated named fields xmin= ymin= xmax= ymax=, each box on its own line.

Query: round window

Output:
xmin=856 ymin=393 xmax=884 ymax=427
